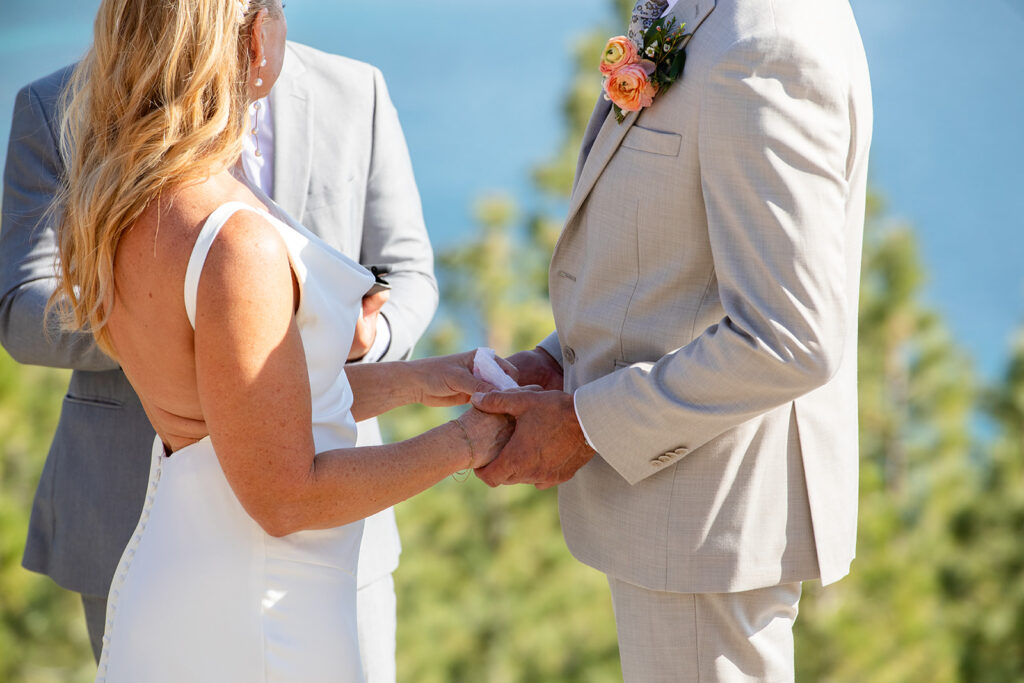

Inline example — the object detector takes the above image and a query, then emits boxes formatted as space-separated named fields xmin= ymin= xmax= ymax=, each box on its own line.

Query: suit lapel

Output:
xmin=571 ymin=97 xmax=613 ymax=190
xmin=269 ymin=44 xmax=314 ymax=219
xmin=562 ymin=0 xmax=717 ymax=228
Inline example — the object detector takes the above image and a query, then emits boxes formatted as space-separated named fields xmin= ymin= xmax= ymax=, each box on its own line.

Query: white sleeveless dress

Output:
xmin=96 ymin=202 xmax=376 ymax=682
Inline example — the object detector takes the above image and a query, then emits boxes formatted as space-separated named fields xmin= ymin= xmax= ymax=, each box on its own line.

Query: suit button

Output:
xmin=658 ymin=454 xmax=673 ymax=463
xmin=673 ymin=448 xmax=688 ymax=456
xmin=563 ymin=346 xmax=577 ymax=365
xmin=651 ymin=458 xmax=664 ymax=467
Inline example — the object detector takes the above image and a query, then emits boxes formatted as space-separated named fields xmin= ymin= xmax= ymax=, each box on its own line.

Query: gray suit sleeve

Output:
xmin=357 ymin=68 xmax=438 ymax=362
xmin=0 ymin=78 xmax=117 ymax=371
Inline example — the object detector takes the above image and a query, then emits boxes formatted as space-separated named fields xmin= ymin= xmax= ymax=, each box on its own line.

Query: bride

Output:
xmin=52 ymin=0 xmax=514 ymax=680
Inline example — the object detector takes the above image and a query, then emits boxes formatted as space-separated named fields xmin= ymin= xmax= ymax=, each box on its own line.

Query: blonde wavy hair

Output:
xmin=51 ymin=0 xmax=281 ymax=357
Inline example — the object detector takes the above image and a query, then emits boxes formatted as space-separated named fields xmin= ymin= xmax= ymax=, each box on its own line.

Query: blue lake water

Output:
xmin=1 ymin=0 xmax=1022 ymax=378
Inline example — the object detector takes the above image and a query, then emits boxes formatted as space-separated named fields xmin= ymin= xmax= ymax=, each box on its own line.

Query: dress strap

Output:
xmin=184 ymin=202 xmax=263 ymax=330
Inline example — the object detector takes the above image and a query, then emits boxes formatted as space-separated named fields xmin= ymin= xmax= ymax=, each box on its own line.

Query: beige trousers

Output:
xmin=608 ymin=577 xmax=802 ymax=682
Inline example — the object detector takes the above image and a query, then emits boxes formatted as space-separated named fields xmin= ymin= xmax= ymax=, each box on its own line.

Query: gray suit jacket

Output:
xmin=0 ymin=41 xmax=437 ymax=598
xmin=539 ymin=0 xmax=871 ymax=593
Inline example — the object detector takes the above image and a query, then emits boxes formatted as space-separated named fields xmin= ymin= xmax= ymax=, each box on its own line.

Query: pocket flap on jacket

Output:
xmin=621 ymin=126 xmax=682 ymax=157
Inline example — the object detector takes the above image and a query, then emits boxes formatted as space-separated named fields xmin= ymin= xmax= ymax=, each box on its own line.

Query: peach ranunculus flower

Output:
xmin=603 ymin=61 xmax=658 ymax=112
xmin=600 ymin=36 xmax=638 ymax=76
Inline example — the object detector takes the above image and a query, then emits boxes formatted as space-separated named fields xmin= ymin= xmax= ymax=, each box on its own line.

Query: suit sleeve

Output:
xmin=574 ymin=34 xmax=852 ymax=484
xmin=0 ymin=81 xmax=118 ymax=371
xmin=356 ymin=68 xmax=438 ymax=362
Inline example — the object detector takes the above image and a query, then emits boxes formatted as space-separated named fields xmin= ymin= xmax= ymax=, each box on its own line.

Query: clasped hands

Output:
xmin=470 ymin=348 xmax=595 ymax=489
xmin=350 ymin=290 xmax=593 ymax=486
xmin=422 ymin=347 xmax=595 ymax=489
xmin=408 ymin=347 xmax=595 ymax=487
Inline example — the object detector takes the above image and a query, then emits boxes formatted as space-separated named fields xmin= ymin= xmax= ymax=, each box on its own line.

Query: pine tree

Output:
xmin=387 ymin=196 xmax=620 ymax=682
xmin=941 ymin=333 xmax=1024 ymax=681
xmin=794 ymin=202 xmax=975 ymax=682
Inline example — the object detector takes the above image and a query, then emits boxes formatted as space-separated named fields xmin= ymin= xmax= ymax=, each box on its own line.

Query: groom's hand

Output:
xmin=471 ymin=389 xmax=594 ymax=489
xmin=505 ymin=348 xmax=564 ymax=392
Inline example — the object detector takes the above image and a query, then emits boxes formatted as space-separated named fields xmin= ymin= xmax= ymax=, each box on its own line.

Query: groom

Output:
xmin=474 ymin=0 xmax=871 ymax=679
xmin=0 ymin=41 xmax=436 ymax=682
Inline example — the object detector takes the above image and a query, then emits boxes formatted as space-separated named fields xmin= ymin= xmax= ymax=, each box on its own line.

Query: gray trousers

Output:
xmin=608 ymin=577 xmax=802 ymax=682
xmin=82 ymin=593 xmax=106 ymax=663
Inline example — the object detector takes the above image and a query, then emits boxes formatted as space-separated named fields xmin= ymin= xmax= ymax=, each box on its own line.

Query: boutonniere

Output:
xmin=600 ymin=18 xmax=689 ymax=124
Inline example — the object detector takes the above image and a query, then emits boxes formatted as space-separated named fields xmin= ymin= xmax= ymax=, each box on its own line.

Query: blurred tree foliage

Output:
xmin=794 ymin=206 xmax=975 ymax=682
xmin=941 ymin=335 xmax=1024 ymax=680
xmin=0 ymin=353 xmax=93 ymax=682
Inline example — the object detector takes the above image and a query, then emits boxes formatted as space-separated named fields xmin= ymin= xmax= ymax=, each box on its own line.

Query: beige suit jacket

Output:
xmin=539 ymin=0 xmax=872 ymax=593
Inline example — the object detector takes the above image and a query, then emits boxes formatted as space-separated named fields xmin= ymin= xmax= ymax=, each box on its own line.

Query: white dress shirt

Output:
xmin=241 ymin=98 xmax=392 ymax=362
xmin=241 ymin=98 xmax=275 ymax=199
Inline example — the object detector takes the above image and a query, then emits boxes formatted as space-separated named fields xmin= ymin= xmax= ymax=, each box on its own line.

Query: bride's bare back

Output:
xmin=108 ymin=170 xmax=296 ymax=452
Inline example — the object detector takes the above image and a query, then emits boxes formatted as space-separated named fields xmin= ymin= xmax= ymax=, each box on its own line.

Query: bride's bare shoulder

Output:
xmin=200 ymin=209 xmax=292 ymax=291
xmin=120 ymin=172 xmax=276 ymax=270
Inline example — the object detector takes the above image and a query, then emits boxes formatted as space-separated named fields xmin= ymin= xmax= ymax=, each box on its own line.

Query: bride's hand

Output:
xmin=408 ymin=350 xmax=519 ymax=407
xmin=455 ymin=407 xmax=516 ymax=469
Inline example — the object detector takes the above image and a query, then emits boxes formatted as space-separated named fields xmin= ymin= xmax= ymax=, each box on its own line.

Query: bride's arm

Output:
xmin=343 ymin=352 xmax=496 ymax=422
xmin=193 ymin=212 xmax=511 ymax=537
xmin=261 ymin=410 xmax=508 ymax=536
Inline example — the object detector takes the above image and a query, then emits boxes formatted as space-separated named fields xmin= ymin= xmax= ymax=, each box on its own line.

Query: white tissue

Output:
xmin=473 ymin=348 xmax=519 ymax=391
